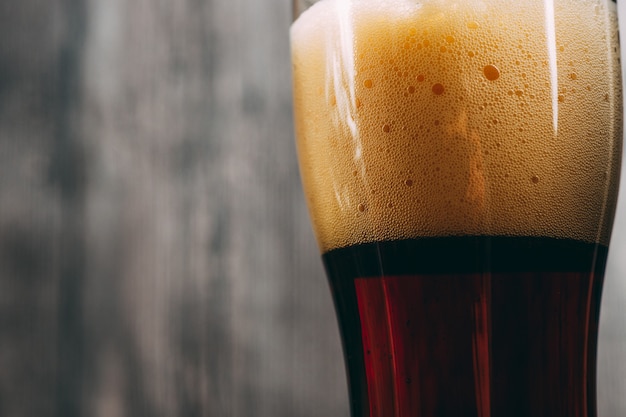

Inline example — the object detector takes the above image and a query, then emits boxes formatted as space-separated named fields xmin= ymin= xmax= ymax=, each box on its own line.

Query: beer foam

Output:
xmin=291 ymin=0 xmax=622 ymax=252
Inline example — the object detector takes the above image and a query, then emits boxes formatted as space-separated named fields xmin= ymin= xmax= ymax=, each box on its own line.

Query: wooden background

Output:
xmin=0 ymin=0 xmax=625 ymax=416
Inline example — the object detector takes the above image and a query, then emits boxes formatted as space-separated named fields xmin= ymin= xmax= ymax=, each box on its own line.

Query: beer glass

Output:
xmin=291 ymin=0 xmax=622 ymax=416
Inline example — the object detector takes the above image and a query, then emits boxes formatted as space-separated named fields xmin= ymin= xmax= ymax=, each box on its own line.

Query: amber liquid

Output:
xmin=323 ymin=237 xmax=607 ymax=417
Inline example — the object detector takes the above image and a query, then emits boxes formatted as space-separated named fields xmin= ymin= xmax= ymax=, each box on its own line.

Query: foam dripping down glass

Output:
xmin=290 ymin=1 xmax=623 ymax=416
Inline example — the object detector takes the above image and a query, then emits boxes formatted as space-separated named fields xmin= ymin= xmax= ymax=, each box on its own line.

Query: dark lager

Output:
xmin=291 ymin=0 xmax=622 ymax=415
xmin=323 ymin=236 xmax=606 ymax=416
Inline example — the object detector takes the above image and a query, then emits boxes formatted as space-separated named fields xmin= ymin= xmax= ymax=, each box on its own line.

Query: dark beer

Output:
xmin=291 ymin=0 xmax=622 ymax=416
xmin=323 ymin=236 xmax=606 ymax=417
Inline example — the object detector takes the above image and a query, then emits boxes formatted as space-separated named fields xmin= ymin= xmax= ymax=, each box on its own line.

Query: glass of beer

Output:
xmin=291 ymin=0 xmax=622 ymax=416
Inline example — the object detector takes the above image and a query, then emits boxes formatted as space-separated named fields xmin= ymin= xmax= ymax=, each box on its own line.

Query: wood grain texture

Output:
xmin=0 ymin=0 xmax=624 ymax=416
xmin=0 ymin=0 xmax=346 ymax=416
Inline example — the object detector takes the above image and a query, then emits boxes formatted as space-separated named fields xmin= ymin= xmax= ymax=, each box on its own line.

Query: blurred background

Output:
xmin=0 ymin=0 xmax=624 ymax=416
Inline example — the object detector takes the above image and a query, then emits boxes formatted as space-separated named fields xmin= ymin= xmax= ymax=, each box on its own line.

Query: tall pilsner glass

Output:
xmin=291 ymin=0 xmax=622 ymax=416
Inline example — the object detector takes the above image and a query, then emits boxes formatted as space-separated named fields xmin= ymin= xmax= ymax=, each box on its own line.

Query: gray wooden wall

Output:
xmin=0 ymin=0 xmax=624 ymax=416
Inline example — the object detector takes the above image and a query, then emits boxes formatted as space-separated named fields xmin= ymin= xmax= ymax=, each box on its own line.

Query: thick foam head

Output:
xmin=292 ymin=0 xmax=622 ymax=252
